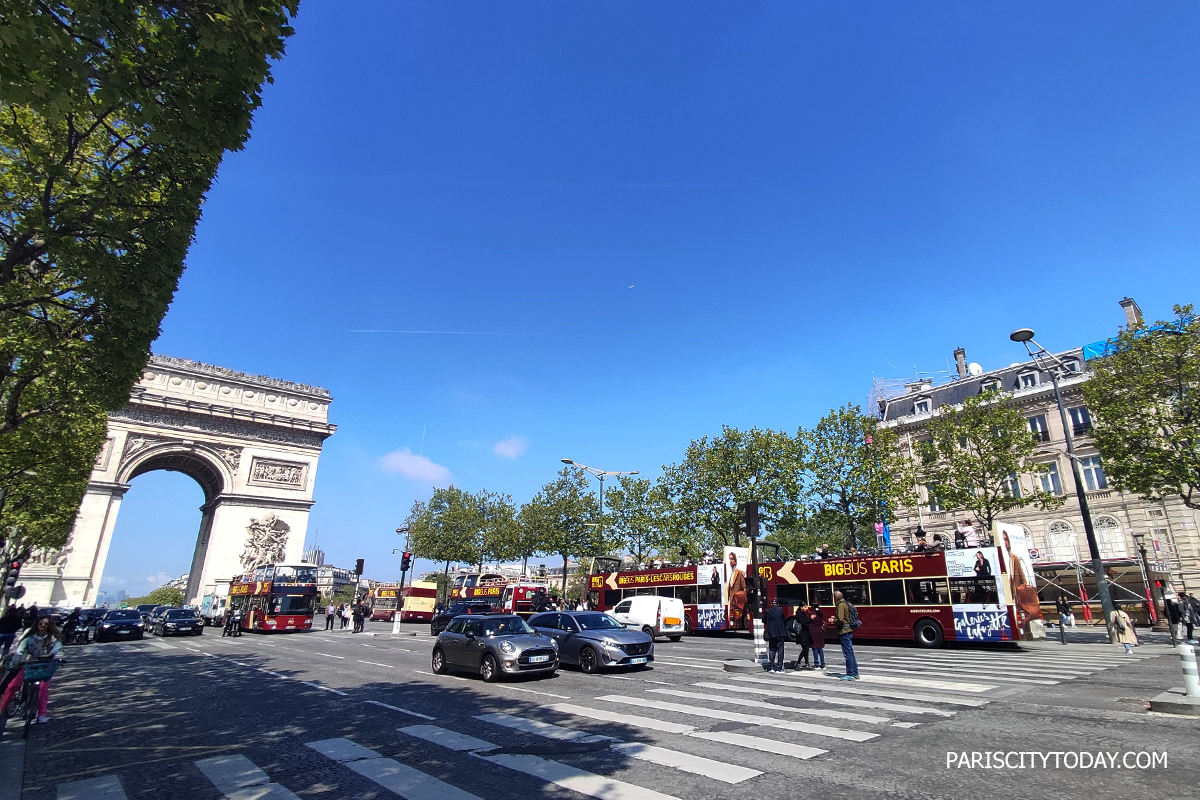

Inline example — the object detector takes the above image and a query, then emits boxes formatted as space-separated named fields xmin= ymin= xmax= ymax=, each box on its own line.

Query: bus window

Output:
xmin=950 ymin=578 xmax=999 ymax=605
xmin=657 ymin=587 xmax=676 ymax=598
xmin=603 ymin=590 xmax=620 ymax=607
xmin=870 ymin=580 xmax=905 ymax=606
xmin=675 ymin=586 xmax=698 ymax=605
xmin=697 ymin=584 xmax=721 ymax=604
xmin=807 ymin=583 xmax=833 ymax=607
xmin=906 ymin=578 xmax=949 ymax=605
xmin=833 ymin=582 xmax=870 ymax=605
xmin=775 ymin=584 xmax=808 ymax=606
xmin=636 ymin=588 xmax=656 ymax=596
xmin=271 ymin=594 xmax=316 ymax=614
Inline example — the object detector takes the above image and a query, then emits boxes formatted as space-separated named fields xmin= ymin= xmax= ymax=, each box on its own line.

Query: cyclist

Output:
xmin=0 ymin=614 xmax=62 ymax=724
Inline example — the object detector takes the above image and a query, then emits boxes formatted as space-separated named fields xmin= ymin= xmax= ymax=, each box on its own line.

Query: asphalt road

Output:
xmin=7 ymin=620 xmax=1200 ymax=799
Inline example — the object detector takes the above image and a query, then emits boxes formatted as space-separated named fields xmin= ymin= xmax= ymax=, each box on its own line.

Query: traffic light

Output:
xmin=3 ymin=560 xmax=20 ymax=596
xmin=400 ymin=552 xmax=412 ymax=571
xmin=739 ymin=501 xmax=760 ymax=541
xmin=354 ymin=558 xmax=364 ymax=576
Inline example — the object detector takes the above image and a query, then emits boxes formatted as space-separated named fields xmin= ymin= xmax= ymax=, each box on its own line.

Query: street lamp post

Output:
xmin=1010 ymin=328 xmax=1116 ymax=640
xmin=561 ymin=459 xmax=638 ymax=554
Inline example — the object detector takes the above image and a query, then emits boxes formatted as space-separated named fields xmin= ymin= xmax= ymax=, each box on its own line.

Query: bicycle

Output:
xmin=3 ymin=658 xmax=61 ymax=739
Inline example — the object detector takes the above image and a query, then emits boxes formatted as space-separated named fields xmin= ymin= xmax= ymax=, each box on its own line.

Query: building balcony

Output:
xmin=1031 ymin=430 xmax=1051 ymax=443
xmin=1073 ymin=423 xmax=1094 ymax=436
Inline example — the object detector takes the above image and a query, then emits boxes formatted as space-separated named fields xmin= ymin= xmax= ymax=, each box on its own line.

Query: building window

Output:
xmin=927 ymin=486 xmax=945 ymax=513
xmin=1019 ymin=371 xmax=1039 ymax=389
xmin=1048 ymin=520 xmax=1078 ymax=561
xmin=981 ymin=379 xmax=1001 ymax=393
xmin=1062 ymin=359 xmax=1080 ymax=373
xmin=1040 ymin=462 xmax=1063 ymax=496
xmin=1069 ymin=406 xmax=1093 ymax=436
xmin=1080 ymin=455 xmax=1108 ymax=491
xmin=1095 ymin=516 xmax=1126 ymax=558
xmin=914 ymin=400 xmax=930 ymax=415
xmin=1004 ymin=472 xmax=1021 ymax=499
xmin=1028 ymin=414 xmax=1050 ymax=443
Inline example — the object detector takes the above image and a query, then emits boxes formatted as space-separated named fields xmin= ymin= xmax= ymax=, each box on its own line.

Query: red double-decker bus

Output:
xmin=398 ymin=579 xmax=439 ymax=622
xmin=228 ymin=562 xmax=319 ymax=633
xmin=369 ymin=586 xmax=400 ymax=621
xmin=589 ymin=545 xmax=1032 ymax=647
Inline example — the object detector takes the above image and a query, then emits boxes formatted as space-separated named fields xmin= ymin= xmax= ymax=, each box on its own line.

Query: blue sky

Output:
xmin=100 ymin=2 xmax=1200 ymax=593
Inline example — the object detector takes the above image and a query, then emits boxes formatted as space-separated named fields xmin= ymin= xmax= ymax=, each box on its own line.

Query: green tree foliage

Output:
xmin=766 ymin=508 xmax=844 ymax=557
xmin=476 ymin=490 xmax=519 ymax=568
xmin=604 ymin=475 xmax=675 ymax=567
xmin=804 ymin=405 xmax=916 ymax=549
xmin=659 ymin=426 xmax=805 ymax=552
xmin=0 ymin=1 xmax=297 ymax=550
xmin=406 ymin=489 xmax=482 ymax=570
xmin=917 ymin=391 xmax=1061 ymax=531
xmin=521 ymin=467 xmax=599 ymax=596
xmin=124 ymin=585 xmax=184 ymax=608
xmin=1084 ymin=305 xmax=1200 ymax=509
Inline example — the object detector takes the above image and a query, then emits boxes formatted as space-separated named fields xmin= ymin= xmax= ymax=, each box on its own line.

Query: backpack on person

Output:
xmin=1114 ymin=613 xmax=1127 ymax=634
xmin=846 ymin=601 xmax=863 ymax=631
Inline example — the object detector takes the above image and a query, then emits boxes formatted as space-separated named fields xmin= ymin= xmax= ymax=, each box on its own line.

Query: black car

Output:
xmin=136 ymin=603 xmax=160 ymax=629
xmin=152 ymin=608 xmax=204 ymax=637
xmin=94 ymin=609 xmax=145 ymax=642
xmin=429 ymin=602 xmax=495 ymax=635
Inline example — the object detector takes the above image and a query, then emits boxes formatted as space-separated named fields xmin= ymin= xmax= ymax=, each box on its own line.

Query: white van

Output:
xmin=610 ymin=595 xmax=686 ymax=641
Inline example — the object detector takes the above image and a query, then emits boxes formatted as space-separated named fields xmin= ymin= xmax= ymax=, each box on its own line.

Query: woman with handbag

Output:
xmin=1110 ymin=604 xmax=1138 ymax=653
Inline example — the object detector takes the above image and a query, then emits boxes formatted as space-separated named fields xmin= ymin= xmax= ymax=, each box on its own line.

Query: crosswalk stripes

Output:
xmin=475 ymin=712 xmax=763 ymax=784
xmin=761 ymin=674 xmax=991 ymax=705
xmin=194 ymin=754 xmax=301 ymax=800
xmin=56 ymin=775 xmax=127 ymax=800
xmin=544 ymin=703 xmax=698 ymax=733
xmin=307 ymin=737 xmax=484 ymax=800
xmin=854 ymin=664 xmax=1059 ymax=685
xmin=596 ymin=695 xmax=880 ymax=742
xmin=644 ymin=687 xmax=891 ymax=724
xmin=863 ymin=656 xmax=1090 ymax=678
xmin=398 ymin=726 xmax=684 ymax=800
xmin=693 ymin=680 xmax=957 ymax=717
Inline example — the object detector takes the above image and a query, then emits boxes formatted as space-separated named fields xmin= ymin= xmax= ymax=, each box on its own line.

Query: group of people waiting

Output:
xmin=0 ymin=604 xmax=63 ymax=724
xmin=324 ymin=601 xmax=368 ymax=632
xmin=762 ymin=591 xmax=860 ymax=680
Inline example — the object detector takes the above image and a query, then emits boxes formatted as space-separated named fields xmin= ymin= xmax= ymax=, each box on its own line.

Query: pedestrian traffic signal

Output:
xmin=400 ymin=552 xmax=412 ymax=571
xmin=354 ymin=558 xmax=364 ymax=576
xmin=739 ymin=501 xmax=760 ymax=540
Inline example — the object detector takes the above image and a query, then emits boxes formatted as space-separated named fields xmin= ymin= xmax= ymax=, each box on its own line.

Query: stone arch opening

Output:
xmin=121 ymin=446 xmax=231 ymax=502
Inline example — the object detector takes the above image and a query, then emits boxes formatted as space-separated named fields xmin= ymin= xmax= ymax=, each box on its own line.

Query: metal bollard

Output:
xmin=1177 ymin=643 xmax=1200 ymax=698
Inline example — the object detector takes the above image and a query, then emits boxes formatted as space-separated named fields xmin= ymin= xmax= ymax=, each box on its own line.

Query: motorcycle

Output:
xmin=221 ymin=611 xmax=242 ymax=637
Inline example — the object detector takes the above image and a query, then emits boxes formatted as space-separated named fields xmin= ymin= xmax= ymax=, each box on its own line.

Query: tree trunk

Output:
xmin=561 ymin=552 xmax=569 ymax=597
xmin=441 ymin=559 xmax=450 ymax=605
xmin=521 ymin=554 xmax=528 ymax=578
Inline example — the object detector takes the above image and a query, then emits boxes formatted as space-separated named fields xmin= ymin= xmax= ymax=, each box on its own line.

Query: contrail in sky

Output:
xmin=347 ymin=329 xmax=520 ymax=335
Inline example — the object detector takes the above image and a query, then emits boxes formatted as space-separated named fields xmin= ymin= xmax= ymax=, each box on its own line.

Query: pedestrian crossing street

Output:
xmin=47 ymin=645 xmax=1157 ymax=800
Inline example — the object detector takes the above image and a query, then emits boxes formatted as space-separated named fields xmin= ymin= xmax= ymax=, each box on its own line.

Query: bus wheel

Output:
xmin=914 ymin=619 xmax=944 ymax=648
xmin=432 ymin=648 xmax=448 ymax=674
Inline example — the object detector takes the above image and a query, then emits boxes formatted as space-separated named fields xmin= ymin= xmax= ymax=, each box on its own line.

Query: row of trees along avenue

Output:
xmin=407 ymin=304 xmax=1200 ymax=591
xmin=0 ymin=3 xmax=299 ymax=574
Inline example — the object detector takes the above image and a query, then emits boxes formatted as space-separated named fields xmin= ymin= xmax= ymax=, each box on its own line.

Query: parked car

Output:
xmin=429 ymin=601 xmax=495 ymax=636
xmin=95 ymin=609 xmax=145 ymax=642
xmin=432 ymin=614 xmax=558 ymax=682
xmin=136 ymin=603 xmax=159 ymax=629
xmin=529 ymin=611 xmax=653 ymax=673
xmin=608 ymin=595 xmax=686 ymax=641
xmin=152 ymin=608 xmax=204 ymax=637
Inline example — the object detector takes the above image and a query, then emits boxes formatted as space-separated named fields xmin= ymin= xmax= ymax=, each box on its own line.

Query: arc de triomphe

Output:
xmin=20 ymin=355 xmax=336 ymax=607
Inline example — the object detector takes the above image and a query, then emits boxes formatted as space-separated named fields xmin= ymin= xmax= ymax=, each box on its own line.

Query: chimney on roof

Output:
xmin=1119 ymin=297 xmax=1143 ymax=329
xmin=953 ymin=347 xmax=968 ymax=379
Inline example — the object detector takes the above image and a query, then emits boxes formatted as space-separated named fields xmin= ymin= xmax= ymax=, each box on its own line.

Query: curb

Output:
xmin=1148 ymin=688 xmax=1200 ymax=717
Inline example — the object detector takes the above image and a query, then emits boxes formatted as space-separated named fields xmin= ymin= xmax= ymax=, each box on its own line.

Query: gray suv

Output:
xmin=432 ymin=614 xmax=559 ymax=682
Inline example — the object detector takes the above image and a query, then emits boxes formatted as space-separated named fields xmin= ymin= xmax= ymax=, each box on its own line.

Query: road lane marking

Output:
xmin=56 ymin=775 xmax=128 ymax=799
xmin=307 ymin=737 xmax=483 ymax=800
xmin=477 ymin=751 xmax=682 ymax=800
xmin=597 ymin=696 xmax=878 ymax=742
xmin=695 ymin=681 xmax=955 ymax=717
xmin=543 ymin=703 xmax=696 ymax=734
xmin=476 ymin=712 xmax=760 ymax=784
xmin=146 ymin=641 xmax=177 ymax=650
xmin=302 ymin=682 xmax=349 ymax=696
xmin=257 ymin=668 xmax=285 ymax=677
xmin=649 ymin=659 xmax=724 ymax=671
xmin=647 ymin=688 xmax=890 ymax=724
xmin=685 ymin=730 xmax=826 ymax=760
xmin=195 ymin=754 xmax=303 ymax=799
xmin=313 ymin=652 xmax=346 ymax=660
xmin=364 ymin=700 xmax=435 ymax=720
xmin=357 ymin=660 xmax=394 ymax=669
xmin=498 ymin=685 xmax=571 ymax=700
xmin=398 ymin=725 xmax=499 ymax=752
xmin=766 ymin=675 xmax=990 ymax=706
xmin=415 ymin=669 xmax=467 ymax=681
xmin=476 ymin=712 xmax=615 ymax=742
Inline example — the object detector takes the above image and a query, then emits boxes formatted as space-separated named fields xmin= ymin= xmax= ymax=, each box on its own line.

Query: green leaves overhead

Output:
xmin=0 ymin=2 xmax=297 ymax=552
xmin=1084 ymin=305 xmax=1200 ymax=510
xmin=916 ymin=391 xmax=1061 ymax=531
